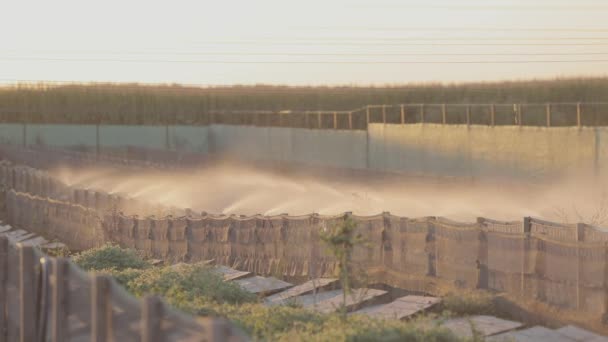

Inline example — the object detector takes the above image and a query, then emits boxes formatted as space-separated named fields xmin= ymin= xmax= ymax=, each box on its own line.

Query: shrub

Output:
xmin=442 ymin=291 xmax=496 ymax=316
xmin=72 ymin=243 xmax=150 ymax=271
xmin=124 ymin=263 xmax=257 ymax=305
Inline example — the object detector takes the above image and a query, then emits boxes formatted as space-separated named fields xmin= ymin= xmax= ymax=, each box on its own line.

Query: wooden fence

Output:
xmin=0 ymin=235 xmax=247 ymax=341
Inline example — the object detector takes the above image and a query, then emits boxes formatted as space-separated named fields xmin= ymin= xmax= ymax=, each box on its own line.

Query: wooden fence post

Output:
xmin=442 ymin=104 xmax=447 ymax=124
xmin=52 ymin=258 xmax=69 ymax=342
xmin=521 ymin=217 xmax=531 ymax=297
xmin=0 ymin=236 xmax=7 ymax=341
xmin=317 ymin=112 xmax=322 ymax=129
xmin=142 ymin=295 xmax=163 ymax=342
xmin=91 ymin=274 xmax=112 ymax=342
xmin=476 ymin=218 xmax=489 ymax=289
xmin=400 ymin=105 xmax=405 ymax=125
xmin=576 ymin=223 xmax=584 ymax=311
xmin=425 ymin=218 xmax=437 ymax=277
xmin=333 ymin=112 xmax=338 ymax=129
xmin=490 ymin=104 xmax=496 ymax=126
xmin=382 ymin=105 xmax=386 ymax=124
xmin=19 ymin=244 xmax=37 ymax=342
xmin=420 ymin=104 xmax=425 ymax=124
xmin=546 ymin=103 xmax=551 ymax=127
xmin=577 ymin=102 xmax=582 ymax=128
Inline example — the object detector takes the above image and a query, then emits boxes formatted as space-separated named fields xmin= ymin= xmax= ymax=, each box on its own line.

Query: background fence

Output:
xmin=0 ymin=235 xmax=245 ymax=342
xmin=3 ymin=162 xmax=608 ymax=327
xmin=1 ymin=102 xmax=608 ymax=129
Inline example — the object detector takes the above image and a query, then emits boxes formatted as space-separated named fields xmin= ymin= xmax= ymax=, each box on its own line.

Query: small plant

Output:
xmin=72 ymin=243 xmax=150 ymax=271
xmin=320 ymin=217 xmax=367 ymax=322
xmin=442 ymin=290 xmax=496 ymax=317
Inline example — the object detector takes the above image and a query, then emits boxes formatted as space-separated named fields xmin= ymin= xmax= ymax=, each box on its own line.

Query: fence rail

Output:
xmin=1 ymin=102 xmax=608 ymax=128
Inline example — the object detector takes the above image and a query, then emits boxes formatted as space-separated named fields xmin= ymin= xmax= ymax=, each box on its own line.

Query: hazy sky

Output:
xmin=3 ymin=0 xmax=608 ymax=85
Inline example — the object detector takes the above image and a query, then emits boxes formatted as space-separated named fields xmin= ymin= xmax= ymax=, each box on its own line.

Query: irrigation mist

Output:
xmin=51 ymin=162 xmax=608 ymax=225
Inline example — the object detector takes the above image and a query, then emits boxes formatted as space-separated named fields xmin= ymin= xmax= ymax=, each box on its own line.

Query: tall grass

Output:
xmin=0 ymin=77 xmax=606 ymax=125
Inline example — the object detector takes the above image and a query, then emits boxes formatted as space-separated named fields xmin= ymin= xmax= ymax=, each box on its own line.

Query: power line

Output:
xmin=2 ymin=57 xmax=608 ymax=64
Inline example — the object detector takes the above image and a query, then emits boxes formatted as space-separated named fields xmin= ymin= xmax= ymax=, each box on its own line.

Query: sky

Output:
xmin=2 ymin=0 xmax=608 ymax=86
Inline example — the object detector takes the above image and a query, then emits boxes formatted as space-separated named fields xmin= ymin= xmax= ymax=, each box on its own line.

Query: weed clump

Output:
xmin=442 ymin=290 xmax=496 ymax=316
xmin=73 ymin=243 xmax=150 ymax=271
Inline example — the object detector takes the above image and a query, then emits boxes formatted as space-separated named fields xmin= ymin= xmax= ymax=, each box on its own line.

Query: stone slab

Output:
xmin=20 ymin=236 xmax=48 ymax=247
xmin=13 ymin=233 xmax=36 ymax=243
xmin=443 ymin=315 xmax=523 ymax=338
xmin=352 ymin=295 xmax=441 ymax=320
xmin=0 ymin=225 xmax=12 ymax=234
xmin=265 ymin=278 xmax=339 ymax=305
xmin=313 ymin=288 xmax=388 ymax=314
xmin=556 ymin=325 xmax=608 ymax=342
xmin=234 ymin=276 xmax=293 ymax=295
xmin=213 ymin=266 xmax=252 ymax=282
xmin=5 ymin=229 xmax=28 ymax=239
xmin=291 ymin=289 xmax=344 ymax=308
xmin=490 ymin=326 xmax=576 ymax=342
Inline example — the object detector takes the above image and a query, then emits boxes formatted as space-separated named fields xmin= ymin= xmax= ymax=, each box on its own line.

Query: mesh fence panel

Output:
xmin=434 ymin=218 xmax=481 ymax=289
xmin=484 ymin=219 xmax=525 ymax=296
xmin=6 ymin=243 xmax=20 ymax=342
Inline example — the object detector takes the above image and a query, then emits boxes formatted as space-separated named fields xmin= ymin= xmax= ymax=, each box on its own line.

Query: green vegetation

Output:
xmin=0 ymin=77 xmax=606 ymax=125
xmin=73 ymin=243 xmax=150 ymax=271
xmin=72 ymin=243 xmax=489 ymax=341
xmin=441 ymin=291 xmax=496 ymax=317
xmin=320 ymin=217 xmax=368 ymax=321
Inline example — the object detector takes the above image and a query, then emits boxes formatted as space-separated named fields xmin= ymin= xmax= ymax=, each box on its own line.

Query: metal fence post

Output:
xmin=490 ymin=104 xmax=496 ymax=126
xmin=576 ymin=223 xmax=584 ymax=311
xmin=348 ymin=112 xmax=353 ymax=130
xmin=142 ymin=295 xmax=163 ymax=342
xmin=400 ymin=105 xmax=405 ymax=125
xmin=546 ymin=103 xmax=551 ymax=127
xmin=317 ymin=111 xmax=322 ymax=129
xmin=466 ymin=105 xmax=471 ymax=126
xmin=425 ymin=218 xmax=437 ymax=277
xmin=577 ymin=102 xmax=582 ymax=128
xmin=91 ymin=274 xmax=112 ymax=342
xmin=365 ymin=106 xmax=370 ymax=128
xmin=19 ymin=244 xmax=36 ymax=342
xmin=442 ymin=104 xmax=447 ymax=124
xmin=0 ymin=236 xmax=7 ymax=341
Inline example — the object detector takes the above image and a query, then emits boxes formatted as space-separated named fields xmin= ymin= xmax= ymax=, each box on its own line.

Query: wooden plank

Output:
xmin=234 ymin=276 xmax=293 ymax=296
xmin=52 ymin=258 xmax=69 ymax=342
xmin=91 ymin=274 xmax=111 ymax=342
xmin=351 ymin=295 xmax=440 ymax=320
xmin=141 ymin=295 xmax=163 ymax=342
xmin=0 ymin=236 xmax=7 ymax=342
xmin=313 ymin=288 xmax=388 ymax=314
xmin=19 ymin=245 xmax=36 ymax=342
xmin=443 ymin=315 xmax=523 ymax=338
xmin=265 ymin=278 xmax=339 ymax=305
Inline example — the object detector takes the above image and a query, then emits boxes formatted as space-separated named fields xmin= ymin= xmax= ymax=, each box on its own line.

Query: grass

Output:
xmin=72 ymin=244 xmax=489 ymax=341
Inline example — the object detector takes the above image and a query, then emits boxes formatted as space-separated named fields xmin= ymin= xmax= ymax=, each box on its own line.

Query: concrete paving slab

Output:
xmin=313 ymin=288 xmax=389 ymax=314
xmin=13 ymin=233 xmax=36 ymax=243
xmin=5 ymin=229 xmax=28 ymax=239
xmin=352 ymin=295 xmax=441 ymax=320
xmin=213 ymin=266 xmax=252 ymax=281
xmin=0 ymin=225 xmax=12 ymax=234
xmin=490 ymin=326 xmax=575 ymax=342
xmin=291 ymin=289 xmax=344 ymax=308
xmin=556 ymin=325 xmax=608 ymax=342
xmin=265 ymin=278 xmax=339 ymax=306
xmin=20 ymin=236 xmax=48 ymax=247
xmin=234 ymin=276 xmax=293 ymax=295
xmin=443 ymin=315 xmax=524 ymax=338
